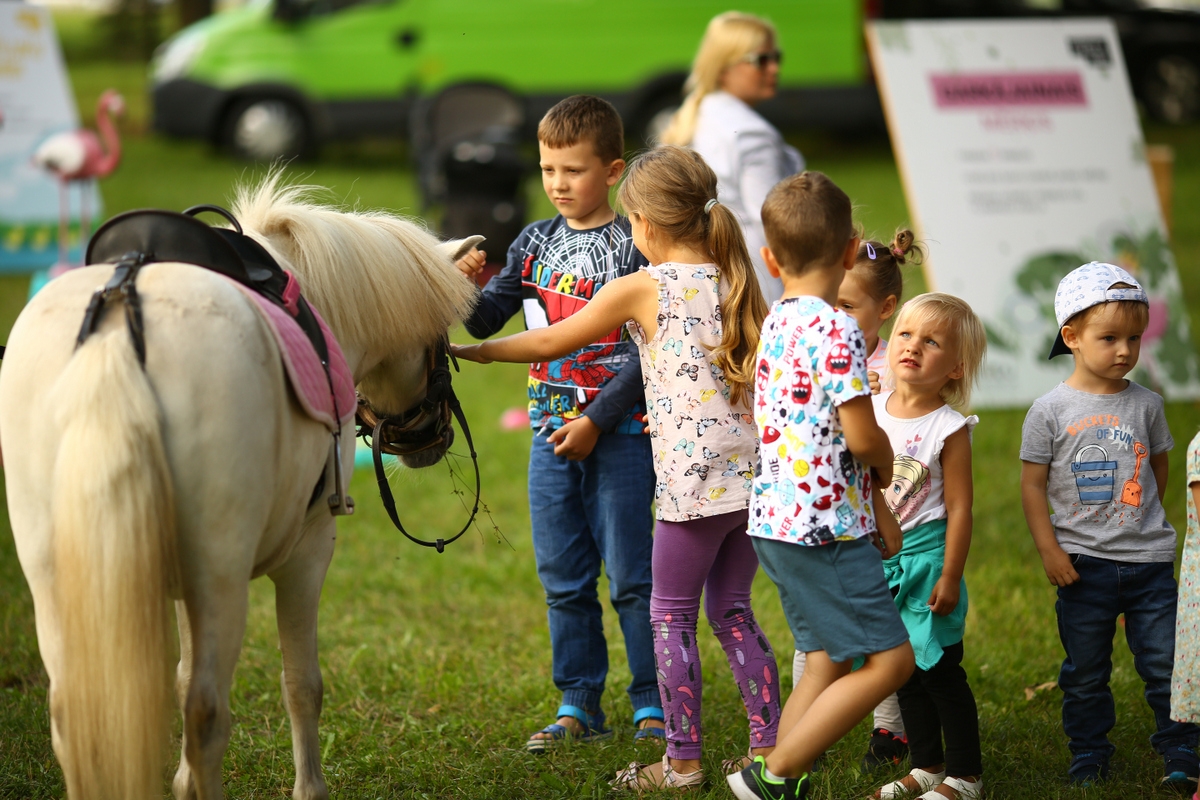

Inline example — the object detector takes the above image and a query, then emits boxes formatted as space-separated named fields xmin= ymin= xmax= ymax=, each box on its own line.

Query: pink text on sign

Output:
xmin=930 ymin=73 xmax=1087 ymax=108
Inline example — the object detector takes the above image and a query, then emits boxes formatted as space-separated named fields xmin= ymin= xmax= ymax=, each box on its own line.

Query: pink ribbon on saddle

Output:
xmin=225 ymin=273 xmax=356 ymax=432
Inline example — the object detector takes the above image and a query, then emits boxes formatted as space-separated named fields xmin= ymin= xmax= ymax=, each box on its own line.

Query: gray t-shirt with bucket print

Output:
xmin=1020 ymin=381 xmax=1176 ymax=563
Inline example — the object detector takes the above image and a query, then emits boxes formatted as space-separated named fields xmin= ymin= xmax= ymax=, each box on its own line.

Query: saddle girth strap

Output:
xmin=76 ymin=252 xmax=148 ymax=365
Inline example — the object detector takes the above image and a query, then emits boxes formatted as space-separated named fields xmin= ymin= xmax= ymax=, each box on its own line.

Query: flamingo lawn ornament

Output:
xmin=32 ymin=89 xmax=124 ymax=269
xmin=0 ymin=174 xmax=478 ymax=800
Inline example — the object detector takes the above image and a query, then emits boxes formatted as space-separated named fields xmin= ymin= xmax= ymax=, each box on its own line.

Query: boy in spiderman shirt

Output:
xmin=455 ymin=95 xmax=662 ymax=750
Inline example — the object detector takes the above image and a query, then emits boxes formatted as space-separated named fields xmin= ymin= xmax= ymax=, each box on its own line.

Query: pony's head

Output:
xmin=231 ymin=173 xmax=478 ymax=467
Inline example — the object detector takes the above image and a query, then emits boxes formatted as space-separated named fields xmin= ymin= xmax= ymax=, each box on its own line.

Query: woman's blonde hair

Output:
xmin=617 ymin=146 xmax=767 ymax=407
xmin=659 ymin=12 xmax=777 ymax=146
xmin=893 ymin=293 xmax=987 ymax=409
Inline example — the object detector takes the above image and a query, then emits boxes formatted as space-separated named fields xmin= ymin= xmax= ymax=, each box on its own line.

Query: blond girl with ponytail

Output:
xmin=661 ymin=11 xmax=803 ymax=306
xmin=455 ymin=146 xmax=782 ymax=790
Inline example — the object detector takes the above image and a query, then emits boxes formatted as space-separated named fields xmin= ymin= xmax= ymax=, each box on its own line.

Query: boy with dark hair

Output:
xmin=1020 ymin=262 xmax=1199 ymax=790
xmin=455 ymin=95 xmax=664 ymax=750
xmin=727 ymin=171 xmax=915 ymax=800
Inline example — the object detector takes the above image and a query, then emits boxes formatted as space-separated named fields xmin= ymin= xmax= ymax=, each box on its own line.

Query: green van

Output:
xmin=151 ymin=0 xmax=877 ymax=160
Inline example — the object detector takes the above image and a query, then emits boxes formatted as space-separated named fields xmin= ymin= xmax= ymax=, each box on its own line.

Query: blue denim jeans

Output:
xmin=1055 ymin=554 xmax=1199 ymax=760
xmin=528 ymin=432 xmax=660 ymax=717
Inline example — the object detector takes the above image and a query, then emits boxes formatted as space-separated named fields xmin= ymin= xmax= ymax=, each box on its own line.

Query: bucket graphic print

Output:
xmin=1072 ymin=444 xmax=1118 ymax=504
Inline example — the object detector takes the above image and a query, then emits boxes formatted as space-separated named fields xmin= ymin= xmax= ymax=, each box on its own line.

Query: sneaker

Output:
xmin=1068 ymin=752 xmax=1110 ymax=786
xmin=1162 ymin=745 xmax=1199 ymax=793
xmin=861 ymin=727 xmax=909 ymax=772
xmin=726 ymin=756 xmax=809 ymax=800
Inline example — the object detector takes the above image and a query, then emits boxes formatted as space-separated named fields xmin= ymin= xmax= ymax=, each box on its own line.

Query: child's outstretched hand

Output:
xmin=548 ymin=416 xmax=601 ymax=461
xmin=455 ymin=247 xmax=487 ymax=279
xmin=450 ymin=343 xmax=491 ymax=364
xmin=927 ymin=574 xmax=960 ymax=616
xmin=1040 ymin=546 xmax=1080 ymax=587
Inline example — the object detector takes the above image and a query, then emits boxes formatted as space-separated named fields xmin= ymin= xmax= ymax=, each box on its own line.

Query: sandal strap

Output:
xmin=879 ymin=767 xmax=947 ymax=798
xmin=931 ymin=776 xmax=982 ymax=800
xmin=662 ymin=754 xmax=705 ymax=788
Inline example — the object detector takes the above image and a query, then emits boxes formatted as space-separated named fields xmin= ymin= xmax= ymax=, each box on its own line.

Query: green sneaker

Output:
xmin=726 ymin=756 xmax=809 ymax=800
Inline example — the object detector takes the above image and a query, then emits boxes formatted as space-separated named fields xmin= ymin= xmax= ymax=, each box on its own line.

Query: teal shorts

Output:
xmin=752 ymin=536 xmax=909 ymax=664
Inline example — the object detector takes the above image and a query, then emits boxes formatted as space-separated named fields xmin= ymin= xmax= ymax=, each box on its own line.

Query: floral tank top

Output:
xmin=626 ymin=263 xmax=758 ymax=521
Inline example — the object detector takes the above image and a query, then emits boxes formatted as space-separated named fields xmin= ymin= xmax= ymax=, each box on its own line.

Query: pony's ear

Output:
xmin=438 ymin=235 xmax=486 ymax=263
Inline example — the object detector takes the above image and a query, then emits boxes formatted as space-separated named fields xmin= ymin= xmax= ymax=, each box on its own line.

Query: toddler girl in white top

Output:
xmin=871 ymin=293 xmax=988 ymax=800
xmin=454 ymin=145 xmax=781 ymax=791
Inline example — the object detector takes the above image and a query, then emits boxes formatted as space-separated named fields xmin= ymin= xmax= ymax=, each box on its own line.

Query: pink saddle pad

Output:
xmin=225 ymin=274 xmax=356 ymax=432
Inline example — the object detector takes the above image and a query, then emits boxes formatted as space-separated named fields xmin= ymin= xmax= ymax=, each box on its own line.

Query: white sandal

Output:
xmin=918 ymin=776 xmax=982 ymax=800
xmin=876 ymin=767 xmax=947 ymax=799
xmin=612 ymin=753 xmax=705 ymax=791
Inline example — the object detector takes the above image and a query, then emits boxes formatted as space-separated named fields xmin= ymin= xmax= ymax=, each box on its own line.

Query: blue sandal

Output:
xmin=632 ymin=706 xmax=666 ymax=743
xmin=526 ymin=704 xmax=613 ymax=753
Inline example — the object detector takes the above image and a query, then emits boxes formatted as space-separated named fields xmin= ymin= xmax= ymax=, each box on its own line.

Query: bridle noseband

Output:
xmin=355 ymin=337 xmax=481 ymax=553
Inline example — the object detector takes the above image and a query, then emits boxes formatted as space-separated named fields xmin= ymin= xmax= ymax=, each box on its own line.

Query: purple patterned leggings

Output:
xmin=651 ymin=508 xmax=781 ymax=759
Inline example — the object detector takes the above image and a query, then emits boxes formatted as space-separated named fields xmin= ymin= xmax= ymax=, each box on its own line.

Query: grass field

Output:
xmin=3 ymin=18 xmax=1200 ymax=798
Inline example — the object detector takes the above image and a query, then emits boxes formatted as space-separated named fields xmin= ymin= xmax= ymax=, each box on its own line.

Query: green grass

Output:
xmin=3 ymin=20 xmax=1200 ymax=798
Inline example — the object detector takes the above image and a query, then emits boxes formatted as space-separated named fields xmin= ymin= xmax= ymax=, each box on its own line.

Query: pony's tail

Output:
xmin=50 ymin=328 xmax=176 ymax=800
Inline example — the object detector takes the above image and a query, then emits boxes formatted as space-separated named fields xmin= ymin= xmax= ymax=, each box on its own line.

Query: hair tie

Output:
xmin=865 ymin=243 xmax=877 ymax=260
xmin=891 ymin=246 xmax=904 ymax=258
xmin=704 ymin=198 xmax=719 ymax=213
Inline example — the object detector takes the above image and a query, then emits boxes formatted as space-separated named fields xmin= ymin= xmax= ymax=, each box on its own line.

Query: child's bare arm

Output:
xmin=1150 ymin=451 xmax=1169 ymax=503
xmin=452 ymin=272 xmax=658 ymax=364
xmin=837 ymin=395 xmax=893 ymax=483
xmin=1020 ymin=460 xmax=1079 ymax=587
xmin=929 ymin=427 xmax=971 ymax=615
xmin=872 ymin=483 xmax=902 ymax=557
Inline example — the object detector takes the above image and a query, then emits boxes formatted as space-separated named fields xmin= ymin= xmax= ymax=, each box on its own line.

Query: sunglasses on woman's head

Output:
xmin=740 ymin=50 xmax=783 ymax=69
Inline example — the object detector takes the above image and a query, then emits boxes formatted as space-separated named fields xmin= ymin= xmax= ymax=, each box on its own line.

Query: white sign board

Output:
xmin=0 ymin=4 xmax=101 ymax=271
xmin=867 ymin=19 xmax=1200 ymax=407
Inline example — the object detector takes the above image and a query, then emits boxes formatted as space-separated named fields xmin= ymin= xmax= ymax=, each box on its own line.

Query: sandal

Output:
xmin=633 ymin=707 xmax=666 ymax=743
xmin=722 ymin=750 xmax=752 ymax=773
xmin=525 ymin=704 xmax=613 ymax=753
xmin=612 ymin=753 xmax=705 ymax=791
xmin=919 ymin=776 xmax=982 ymax=800
xmin=874 ymin=767 xmax=947 ymax=799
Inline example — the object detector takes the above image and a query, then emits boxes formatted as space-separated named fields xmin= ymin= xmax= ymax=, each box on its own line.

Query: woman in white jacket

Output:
xmin=660 ymin=12 xmax=803 ymax=305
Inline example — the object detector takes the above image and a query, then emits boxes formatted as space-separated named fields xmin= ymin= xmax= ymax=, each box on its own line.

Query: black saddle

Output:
xmin=85 ymin=204 xmax=329 ymax=364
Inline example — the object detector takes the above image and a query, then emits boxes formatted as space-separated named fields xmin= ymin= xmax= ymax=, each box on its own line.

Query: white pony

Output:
xmin=0 ymin=175 xmax=478 ymax=800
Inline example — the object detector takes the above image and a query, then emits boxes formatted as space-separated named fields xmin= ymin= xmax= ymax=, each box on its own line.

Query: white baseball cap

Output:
xmin=1048 ymin=261 xmax=1148 ymax=359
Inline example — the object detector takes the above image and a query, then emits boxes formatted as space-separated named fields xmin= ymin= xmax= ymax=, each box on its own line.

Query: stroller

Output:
xmin=412 ymin=83 xmax=528 ymax=285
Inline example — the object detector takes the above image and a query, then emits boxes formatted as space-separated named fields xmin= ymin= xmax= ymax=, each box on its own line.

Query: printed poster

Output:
xmin=867 ymin=19 xmax=1200 ymax=407
xmin=0 ymin=3 xmax=102 ymax=271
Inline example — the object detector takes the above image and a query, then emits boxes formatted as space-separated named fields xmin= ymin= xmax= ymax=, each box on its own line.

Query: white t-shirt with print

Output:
xmin=749 ymin=296 xmax=874 ymax=546
xmin=873 ymin=392 xmax=978 ymax=532
xmin=626 ymin=263 xmax=757 ymax=522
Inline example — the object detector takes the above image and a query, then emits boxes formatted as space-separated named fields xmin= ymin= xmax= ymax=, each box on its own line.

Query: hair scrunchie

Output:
xmin=704 ymin=198 xmax=719 ymax=213
xmin=891 ymin=246 xmax=904 ymax=258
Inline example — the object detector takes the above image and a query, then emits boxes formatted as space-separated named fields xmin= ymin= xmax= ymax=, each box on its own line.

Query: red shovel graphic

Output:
xmin=1120 ymin=442 xmax=1148 ymax=507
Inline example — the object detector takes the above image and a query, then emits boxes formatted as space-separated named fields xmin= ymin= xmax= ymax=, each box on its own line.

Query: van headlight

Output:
xmin=152 ymin=33 xmax=206 ymax=84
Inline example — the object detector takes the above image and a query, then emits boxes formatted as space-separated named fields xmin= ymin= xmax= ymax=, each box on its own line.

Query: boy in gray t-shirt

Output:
xmin=1019 ymin=262 xmax=1198 ymax=790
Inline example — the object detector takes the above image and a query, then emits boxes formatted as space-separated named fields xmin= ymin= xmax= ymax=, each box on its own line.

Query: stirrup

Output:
xmin=920 ymin=776 xmax=982 ymax=800
xmin=877 ymin=767 xmax=946 ymax=799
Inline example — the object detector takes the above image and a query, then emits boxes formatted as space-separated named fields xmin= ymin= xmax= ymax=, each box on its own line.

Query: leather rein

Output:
xmin=354 ymin=337 xmax=481 ymax=553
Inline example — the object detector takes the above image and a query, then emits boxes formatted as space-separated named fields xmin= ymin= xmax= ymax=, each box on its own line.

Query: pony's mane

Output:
xmin=231 ymin=173 xmax=477 ymax=355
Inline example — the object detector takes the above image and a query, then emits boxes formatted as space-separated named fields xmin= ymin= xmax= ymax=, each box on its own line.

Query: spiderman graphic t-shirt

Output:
xmin=464 ymin=215 xmax=648 ymax=433
xmin=749 ymin=296 xmax=874 ymax=546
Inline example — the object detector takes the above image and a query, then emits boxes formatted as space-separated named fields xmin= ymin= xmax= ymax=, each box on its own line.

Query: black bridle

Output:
xmin=355 ymin=337 xmax=480 ymax=553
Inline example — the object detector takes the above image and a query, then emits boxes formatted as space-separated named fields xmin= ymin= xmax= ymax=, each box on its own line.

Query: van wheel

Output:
xmin=222 ymin=97 xmax=312 ymax=161
xmin=1141 ymin=53 xmax=1200 ymax=123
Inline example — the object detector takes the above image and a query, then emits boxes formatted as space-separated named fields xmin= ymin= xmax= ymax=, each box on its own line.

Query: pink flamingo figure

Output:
xmin=32 ymin=89 xmax=124 ymax=270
